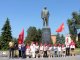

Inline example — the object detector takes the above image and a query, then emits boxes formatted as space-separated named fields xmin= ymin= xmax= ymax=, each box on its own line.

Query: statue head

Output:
xmin=44 ymin=7 xmax=47 ymax=10
xmin=72 ymin=11 xmax=78 ymax=18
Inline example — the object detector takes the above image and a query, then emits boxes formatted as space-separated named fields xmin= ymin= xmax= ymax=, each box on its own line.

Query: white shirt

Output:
xmin=58 ymin=47 xmax=61 ymax=51
xmin=26 ymin=48 xmax=30 ymax=55
xmin=66 ymin=43 xmax=70 ymax=48
xmin=54 ymin=46 xmax=57 ymax=51
xmin=35 ymin=45 xmax=39 ymax=51
xmin=62 ymin=47 xmax=66 ymax=51
xmin=40 ymin=46 xmax=43 ymax=51
xmin=18 ymin=44 xmax=22 ymax=50
xmin=30 ymin=44 xmax=36 ymax=52
xmin=65 ymin=35 xmax=71 ymax=47
xmin=44 ymin=46 xmax=48 ymax=51
xmin=48 ymin=46 xmax=52 ymax=51
xmin=70 ymin=45 xmax=75 ymax=49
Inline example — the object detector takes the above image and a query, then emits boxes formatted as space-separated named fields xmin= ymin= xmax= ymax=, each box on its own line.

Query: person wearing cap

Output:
xmin=35 ymin=42 xmax=39 ymax=58
xmin=62 ymin=44 xmax=66 ymax=57
xmin=30 ymin=42 xmax=36 ymax=58
xmin=39 ymin=43 xmax=44 ymax=58
xmin=70 ymin=40 xmax=75 ymax=56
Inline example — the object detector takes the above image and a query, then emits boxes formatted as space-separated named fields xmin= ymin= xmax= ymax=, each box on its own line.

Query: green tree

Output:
xmin=56 ymin=33 xmax=65 ymax=44
xmin=56 ymin=33 xmax=61 ymax=44
xmin=60 ymin=34 xmax=65 ymax=44
xmin=0 ymin=35 xmax=2 ymax=49
xmin=37 ymin=29 xmax=42 ymax=43
xmin=1 ymin=18 xmax=12 ymax=50
xmin=13 ymin=37 xmax=18 ymax=44
xmin=26 ymin=27 xmax=37 ymax=42
xmin=67 ymin=11 xmax=80 ymax=42
xmin=25 ymin=26 xmax=42 ymax=44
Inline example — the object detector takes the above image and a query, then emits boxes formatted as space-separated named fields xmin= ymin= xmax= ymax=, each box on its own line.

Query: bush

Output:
xmin=76 ymin=41 xmax=80 ymax=48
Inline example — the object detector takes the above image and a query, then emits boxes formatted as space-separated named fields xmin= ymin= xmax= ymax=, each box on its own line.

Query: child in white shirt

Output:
xmin=39 ymin=43 xmax=44 ymax=58
xmin=57 ymin=44 xmax=62 ymax=57
xmin=53 ymin=44 xmax=58 ymax=57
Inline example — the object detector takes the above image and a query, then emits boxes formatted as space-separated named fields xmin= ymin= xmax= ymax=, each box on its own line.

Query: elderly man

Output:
xmin=65 ymin=34 xmax=71 ymax=56
xmin=9 ymin=41 xmax=14 ymax=58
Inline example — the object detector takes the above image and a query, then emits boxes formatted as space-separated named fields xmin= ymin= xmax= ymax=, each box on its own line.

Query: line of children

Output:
xmin=9 ymin=41 xmax=75 ymax=58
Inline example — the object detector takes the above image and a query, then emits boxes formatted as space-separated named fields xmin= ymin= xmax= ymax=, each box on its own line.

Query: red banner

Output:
xmin=56 ymin=23 xmax=64 ymax=32
xmin=18 ymin=29 xmax=24 ymax=44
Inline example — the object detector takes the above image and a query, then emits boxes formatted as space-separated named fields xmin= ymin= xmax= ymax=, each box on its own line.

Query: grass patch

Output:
xmin=75 ymin=48 xmax=80 ymax=55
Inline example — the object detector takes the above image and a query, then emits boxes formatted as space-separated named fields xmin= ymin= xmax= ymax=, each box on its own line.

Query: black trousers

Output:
xmin=54 ymin=51 xmax=57 ymax=57
xmin=9 ymin=48 xmax=14 ymax=58
xmin=66 ymin=48 xmax=70 ymax=56
xmin=44 ymin=51 xmax=47 ymax=57
xmin=19 ymin=50 xmax=22 ymax=57
xmin=22 ymin=51 xmax=26 ymax=58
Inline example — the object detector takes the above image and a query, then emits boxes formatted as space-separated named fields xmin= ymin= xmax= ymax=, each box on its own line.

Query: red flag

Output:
xmin=18 ymin=29 xmax=24 ymax=44
xmin=56 ymin=23 xmax=64 ymax=32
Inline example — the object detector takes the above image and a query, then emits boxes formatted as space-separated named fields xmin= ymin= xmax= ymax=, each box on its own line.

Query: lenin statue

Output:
xmin=41 ymin=7 xmax=50 ymax=27
xmin=41 ymin=7 xmax=51 ymax=44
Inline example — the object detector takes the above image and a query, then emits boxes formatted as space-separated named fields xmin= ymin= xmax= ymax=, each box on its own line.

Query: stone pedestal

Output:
xmin=42 ymin=27 xmax=51 ymax=44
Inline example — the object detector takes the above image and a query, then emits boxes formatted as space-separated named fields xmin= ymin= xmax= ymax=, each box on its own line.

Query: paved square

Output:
xmin=0 ymin=55 xmax=80 ymax=60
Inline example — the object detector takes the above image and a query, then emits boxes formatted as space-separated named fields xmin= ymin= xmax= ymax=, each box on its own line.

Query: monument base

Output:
xmin=42 ymin=27 xmax=51 ymax=44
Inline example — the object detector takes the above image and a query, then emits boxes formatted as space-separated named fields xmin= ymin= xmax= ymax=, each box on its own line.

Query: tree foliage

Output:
xmin=67 ymin=11 xmax=80 ymax=42
xmin=60 ymin=34 xmax=65 ymax=44
xmin=37 ymin=29 xmax=42 ymax=43
xmin=25 ymin=26 xmax=42 ymax=44
xmin=0 ymin=18 xmax=12 ymax=50
xmin=0 ymin=35 xmax=1 ymax=49
xmin=56 ymin=33 xmax=65 ymax=44
xmin=13 ymin=37 xmax=18 ymax=44
xmin=56 ymin=33 xmax=61 ymax=44
xmin=76 ymin=41 xmax=80 ymax=48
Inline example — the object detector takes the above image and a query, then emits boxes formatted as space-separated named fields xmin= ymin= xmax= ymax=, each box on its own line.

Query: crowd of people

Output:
xmin=8 ymin=40 xmax=75 ymax=58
